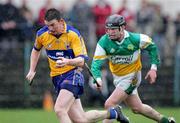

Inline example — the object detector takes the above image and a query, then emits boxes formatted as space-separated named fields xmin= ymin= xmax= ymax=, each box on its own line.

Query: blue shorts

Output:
xmin=52 ymin=69 xmax=84 ymax=98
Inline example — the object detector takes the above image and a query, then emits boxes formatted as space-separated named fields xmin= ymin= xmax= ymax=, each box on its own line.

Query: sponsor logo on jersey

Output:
xmin=56 ymin=52 xmax=64 ymax=56
xmin=110 ymin=55 xmax=133 ymax=64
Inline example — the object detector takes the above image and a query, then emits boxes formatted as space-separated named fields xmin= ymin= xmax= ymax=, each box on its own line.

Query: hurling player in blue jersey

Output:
xmin=26 ymin=8 xmax=129 ymax=123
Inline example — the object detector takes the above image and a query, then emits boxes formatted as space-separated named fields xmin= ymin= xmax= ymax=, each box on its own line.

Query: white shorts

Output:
xmin=113 ymin=71 xmax=141 ymax=95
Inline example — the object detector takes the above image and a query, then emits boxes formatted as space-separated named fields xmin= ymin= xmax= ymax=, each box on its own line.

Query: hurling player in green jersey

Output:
xmin=91 ymin=14 xmax=175 ymax=123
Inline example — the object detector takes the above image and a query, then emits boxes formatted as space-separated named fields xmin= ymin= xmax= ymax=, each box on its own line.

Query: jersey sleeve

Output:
xmin=33 ymin=34 xmax=43 ymax=51
xmin=139 ymin=34 xmax=160 ymax=65
xmin=71 ymin=35 xmax=88 ymax=60
xmin=91 ymin=40 xmax=107 ymax=79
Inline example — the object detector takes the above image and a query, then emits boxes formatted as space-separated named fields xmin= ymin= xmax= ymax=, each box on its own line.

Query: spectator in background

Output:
xmin=117 ymin=0 xmax=135 ymax=31
xmin=136 ymin=0 xmax=154 ymax=67
xmin=0 ymin=3 xmax=4 ymax=39
xmin=19 ymin=0 xmax=34 ymax=41
xmin=68 ymin=0 xmax=92 ymax=50
xmin=92 ymin=0 xmax=112 ymax=40
xmin=174 ymin=13 xmax=180 ymax=43
xmin=0 ymin=0 xmax=25 ymax=42
xmin=136 ymin=0 xmax=153 ymax=35
xmin=36 ymin=0 xmax=53 ymax=28
xmin=151 ymin=4 xmax=168 ymax=65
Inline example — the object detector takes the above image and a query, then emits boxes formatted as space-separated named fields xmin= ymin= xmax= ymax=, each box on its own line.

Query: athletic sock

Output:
xmin=108 ymin=108 xmax=118 ymax=119
xmin=160 ymin=116 xmax=169 ymax=123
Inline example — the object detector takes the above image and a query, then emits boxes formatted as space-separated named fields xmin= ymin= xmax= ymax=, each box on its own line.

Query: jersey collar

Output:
xmin=115 ymin=30 xmax=129 ymax=45
xmin=124 ymin=30 xmax=129 ymax=38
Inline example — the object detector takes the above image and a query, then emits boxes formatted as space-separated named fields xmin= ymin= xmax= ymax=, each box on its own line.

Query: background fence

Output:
xmin=0 ymin=40 xmax=179 ymax=108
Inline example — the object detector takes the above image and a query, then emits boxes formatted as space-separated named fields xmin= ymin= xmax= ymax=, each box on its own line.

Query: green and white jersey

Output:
xmin=91 ymin=30 xmax=160 ymax=79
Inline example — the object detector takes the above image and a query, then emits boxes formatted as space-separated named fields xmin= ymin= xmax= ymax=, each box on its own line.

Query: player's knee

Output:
xmin=54 ymin=104 xmax=67 ymax=117
xmin=131 ymin=106 xmax=141 ymax=114
xmin=104 ymin=100 xmax=115 ymax=109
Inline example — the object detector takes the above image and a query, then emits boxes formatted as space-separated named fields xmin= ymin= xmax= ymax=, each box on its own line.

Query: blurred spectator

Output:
xmin=19 ymin=0 xmax=34 ymax=41
xmin=151 ymin=4 xmax=168 ymax=64
xmin=0 ymin=0 xmax=25 ymax=42
xmin=68 ymin=0 xmax=92 ymax=46
xmin=174 ymin=13 xmax=180 ymax=43
xmin=136 ymin=0 xmax=154 ymax=35
xmin=58 ymin=3 xmax=69 ymax=21
xmin=36 ymin=0 xmax=53 ymax=28
xmin=136 ymin=0 xmax=154 ymax=67
xmin=92 ymin=0 xmax=112 ymax=40
xmin=116 ymin=0 xmax=135 ymax=31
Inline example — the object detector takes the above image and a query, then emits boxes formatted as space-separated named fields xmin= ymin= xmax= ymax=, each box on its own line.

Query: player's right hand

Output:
xmin=95 ymin=78 xmax=103 ymax=91
xmin=26 ymin=71 xmax=36 ymax=83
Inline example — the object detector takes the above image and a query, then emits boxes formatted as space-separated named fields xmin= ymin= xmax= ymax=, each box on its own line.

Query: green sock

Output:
xmin=160 ymin=117 xmax=169 ymax=123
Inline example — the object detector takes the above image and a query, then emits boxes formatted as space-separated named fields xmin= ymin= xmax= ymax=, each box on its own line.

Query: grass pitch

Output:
xmin=0 ymin=107 xmax=179 ymax=123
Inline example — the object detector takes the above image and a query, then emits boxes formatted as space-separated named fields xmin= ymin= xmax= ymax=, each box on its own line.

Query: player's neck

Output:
xmin=54 ymin=34 xmax=62 ymax=38
xmin=118 ymin=34 xmax=124 ymax=42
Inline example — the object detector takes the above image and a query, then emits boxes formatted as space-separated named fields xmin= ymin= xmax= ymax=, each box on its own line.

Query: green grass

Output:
xmin=0 ymin=107 xmax=179 ymax=123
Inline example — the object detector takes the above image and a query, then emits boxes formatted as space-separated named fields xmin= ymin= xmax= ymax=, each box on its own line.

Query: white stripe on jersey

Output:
xmin=139 ymin=34 xmax=152 ymax=49
xmin=94 ymin=43 xmax=106 ymax=56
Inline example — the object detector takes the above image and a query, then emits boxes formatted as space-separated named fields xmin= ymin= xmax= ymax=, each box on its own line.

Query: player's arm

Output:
xmin=56 ymin=56 xmax=85 ymax=67
xmin=144 ymin=42 xmax=160 ymax=84
xmin=56 ymin=34 xmax=88 ymax=68
xmin=26 ymin=49 xmax=41 ymax=82
xmin=139 ymin=34 xmax=160 ymax=84
xmin=91 ymin=42 xmax=107 ymax=86
xmin=26 ymin=34 xmax=42 ymax=83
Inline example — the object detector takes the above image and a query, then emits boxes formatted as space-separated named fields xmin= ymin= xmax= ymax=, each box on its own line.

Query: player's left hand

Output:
xmin=56 ymin=57 xmax=69 ymax=67
xmin=145 ymin=69 xmax=157 ymax=84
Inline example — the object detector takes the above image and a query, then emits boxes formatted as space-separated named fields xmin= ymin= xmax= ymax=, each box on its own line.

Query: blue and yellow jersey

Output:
xmin=34 ymin=22 xmax=88 ymax=77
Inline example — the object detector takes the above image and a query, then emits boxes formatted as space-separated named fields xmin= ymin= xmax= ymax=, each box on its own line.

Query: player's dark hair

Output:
xmin=45 ymin=8 xmax=63 ymax=21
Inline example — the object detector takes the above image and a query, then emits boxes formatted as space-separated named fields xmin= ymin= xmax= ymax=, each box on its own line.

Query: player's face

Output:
xmin=45 ymin=19 xmax=64 ymax=35
xmin=106 ymin=27 xmax=124 ymax=41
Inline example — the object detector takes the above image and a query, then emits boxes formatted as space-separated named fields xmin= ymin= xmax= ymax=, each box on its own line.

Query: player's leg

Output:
xmin=68 ymin=98 xmax=107 ymax=123
xmin=54 ymin=89 xmax=75 ymax=123
xmin=103 ymin=71 xmax=141 ymax=123
xmin=68 ymin=98 xmax=128 ymax=123
xmin=52 ymin=69 xmax=84 ymax=123
xmin=103 ymin=86 xmax=129 ymax=123
xmin=125 ymin=94 xmax=176 ymax=123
